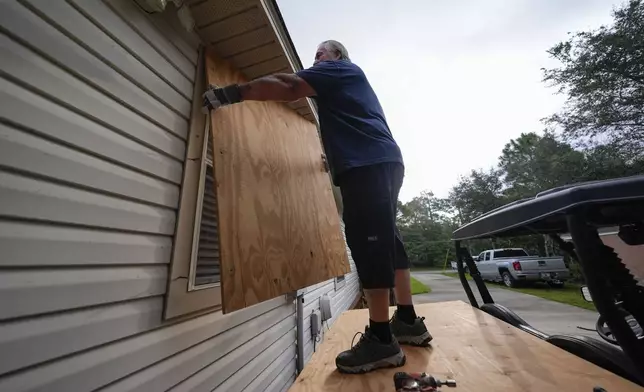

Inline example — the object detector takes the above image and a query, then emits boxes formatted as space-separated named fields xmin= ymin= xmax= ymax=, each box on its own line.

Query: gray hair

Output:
xmin=321 ymin=40 xmax=350 ymax=61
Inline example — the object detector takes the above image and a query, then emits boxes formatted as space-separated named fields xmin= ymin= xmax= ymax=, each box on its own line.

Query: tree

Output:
xmin=397 ymin=191 xmax=454 ymax=267
xmin=543 ymin=0 xmax=644 ymax=157
xmin=449 ymin=168 xmax=506 ymax=224
xmin=499 ymin=131 xmax=586 ymax=200
xmin=582 ymin=142 xmax=644 ymax=181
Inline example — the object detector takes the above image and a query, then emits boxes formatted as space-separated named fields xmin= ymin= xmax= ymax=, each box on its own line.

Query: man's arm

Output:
xmin=202 ymin=66 xmax=330 ymax=112
xmin=239 ymin=73 xmax=316 ymax=102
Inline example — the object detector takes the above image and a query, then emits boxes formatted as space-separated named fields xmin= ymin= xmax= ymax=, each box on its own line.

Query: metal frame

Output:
xmin=566 ymin=212 xmax=644 ymax=375
xmin=454 ymin=177 xmax=644 ymax=385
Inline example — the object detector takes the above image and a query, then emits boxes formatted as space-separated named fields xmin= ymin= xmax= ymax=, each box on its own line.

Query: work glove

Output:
xmin=202 ymin=84 xmax=243 ymax=113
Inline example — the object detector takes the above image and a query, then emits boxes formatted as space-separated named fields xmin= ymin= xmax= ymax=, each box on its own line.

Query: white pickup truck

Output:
xmin=474 ymin=248 xmax=570 ymax=288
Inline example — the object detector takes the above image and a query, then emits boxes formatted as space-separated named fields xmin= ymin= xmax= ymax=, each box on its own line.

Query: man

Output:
xmin=203 ymin=40 xmax=432 ymax=374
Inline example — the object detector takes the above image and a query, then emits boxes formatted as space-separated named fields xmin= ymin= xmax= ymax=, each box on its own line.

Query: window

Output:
xmin=493 ymin=249 xmax=529 ymax=258
xmin=484 ymin=252 xmax=491 ymax=261
xmin=167 ymin=47 xmax=350 ymax=317
xmin=165 ymin=49 xmax=223 ymax=320
xmin=335 ymin=275 xmax=346 ymax=290
xmin=189 ymin=129 xmax=221 ymax=289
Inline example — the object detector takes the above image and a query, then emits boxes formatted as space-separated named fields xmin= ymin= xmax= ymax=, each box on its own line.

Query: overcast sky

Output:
xmin=277 ymin=0 xmax=620 ymax=201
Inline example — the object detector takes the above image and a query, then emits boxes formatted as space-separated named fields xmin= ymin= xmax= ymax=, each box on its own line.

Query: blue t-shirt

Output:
xmin=296 ymin=60 xmax=403 ymax=184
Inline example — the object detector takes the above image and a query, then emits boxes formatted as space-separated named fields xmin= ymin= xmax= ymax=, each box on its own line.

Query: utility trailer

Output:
xmin=289 ymin=175 xmax=644 ymax=391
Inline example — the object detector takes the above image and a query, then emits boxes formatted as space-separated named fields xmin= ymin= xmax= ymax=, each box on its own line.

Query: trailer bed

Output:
xmin=288 ymin=301 xmax=641 ymax=392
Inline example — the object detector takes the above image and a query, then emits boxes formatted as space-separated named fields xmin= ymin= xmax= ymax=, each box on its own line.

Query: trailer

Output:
xmin=290 ymin=175 xmax=644 ymax=391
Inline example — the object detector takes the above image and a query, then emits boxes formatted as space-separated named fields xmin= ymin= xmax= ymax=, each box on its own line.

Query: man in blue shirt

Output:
xmin=203 ymin=40 xmax=431 ymax=374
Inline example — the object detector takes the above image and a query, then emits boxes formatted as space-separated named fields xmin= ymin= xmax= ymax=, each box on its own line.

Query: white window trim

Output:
xmin=164 ymin=47 xmax=222 ymax=320
xmin=334 ymin=275 xmax=346 ymax=291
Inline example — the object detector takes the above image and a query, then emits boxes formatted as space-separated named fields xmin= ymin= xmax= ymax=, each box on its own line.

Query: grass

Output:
xmin=441 ymin=271 xmax=595 ymax=311
xmin=509 ymin=284 xmax=596 ymax=311
xmin=410 ymin=276 xmax=431 ymax=295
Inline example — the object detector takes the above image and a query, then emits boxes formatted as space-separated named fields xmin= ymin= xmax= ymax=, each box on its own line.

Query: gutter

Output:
xmin=260 ymin=0 xmax=319 ymax=125
xmin=267 ymin=0 xmax=305 ymax=71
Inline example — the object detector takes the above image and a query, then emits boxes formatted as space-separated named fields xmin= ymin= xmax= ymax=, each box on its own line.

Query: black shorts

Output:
xmin=338 ymin=162 xmax=410 ymax=289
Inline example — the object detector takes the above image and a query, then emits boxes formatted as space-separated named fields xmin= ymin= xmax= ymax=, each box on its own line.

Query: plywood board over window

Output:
xmin=205 ymin=48 xmax=350 ymax=314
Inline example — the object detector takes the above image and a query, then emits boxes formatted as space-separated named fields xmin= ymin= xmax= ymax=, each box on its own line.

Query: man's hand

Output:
xmin=202 ymin=84 xmax=243 ymax=112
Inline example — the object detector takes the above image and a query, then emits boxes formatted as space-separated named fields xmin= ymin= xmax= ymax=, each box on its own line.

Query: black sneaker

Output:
xmin=390 ymin=311 xmax=433 ymax=347
xmin=335 ymin=326 xmax=406 ymax=374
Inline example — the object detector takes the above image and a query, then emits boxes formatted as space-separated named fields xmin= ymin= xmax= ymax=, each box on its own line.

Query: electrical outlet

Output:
xmin=311 ymin=310 xmax=321 ymax=338
xmin=320 ymin=295 xmax=332 ymax=322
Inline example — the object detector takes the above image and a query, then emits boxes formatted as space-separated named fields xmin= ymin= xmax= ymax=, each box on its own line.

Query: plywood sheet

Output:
xmin=205 ymin=49 xmax=350 ymax=314
xmin=289 ymin=301 xmax=642 ymax=392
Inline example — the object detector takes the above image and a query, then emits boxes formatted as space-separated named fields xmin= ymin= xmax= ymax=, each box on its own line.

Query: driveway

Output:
xmin=412 ymin=272 xmax=600 ymax=338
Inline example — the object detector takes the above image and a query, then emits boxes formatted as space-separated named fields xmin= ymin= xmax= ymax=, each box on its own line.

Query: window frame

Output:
xmin=334 ymin=275 xmax=346 ymax=291
xmin=187 ymin=126 xmax=220 ymax=291
xmin=164 ymin=47 xmax=222 ymax=320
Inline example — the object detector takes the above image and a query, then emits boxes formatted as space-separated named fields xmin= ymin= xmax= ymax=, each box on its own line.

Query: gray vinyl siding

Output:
xmin=299 ymin=227 xmax=360 ymax=365
xmin=0 ymin=1 xmax=300 ymax=392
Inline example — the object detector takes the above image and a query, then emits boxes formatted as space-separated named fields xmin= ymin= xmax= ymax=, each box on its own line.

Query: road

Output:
xmin=412 ymin=272 xmax=600 ymax=338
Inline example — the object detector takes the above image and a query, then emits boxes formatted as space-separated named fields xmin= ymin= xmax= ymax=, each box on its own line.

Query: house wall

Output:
xmin=0 ymin=1 xmax=359 ymax=391
xmin=299 ymin=226 xmax=361 ymax=365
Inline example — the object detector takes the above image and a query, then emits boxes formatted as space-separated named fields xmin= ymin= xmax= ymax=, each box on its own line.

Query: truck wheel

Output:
xmin=548 ymin=281 xmax=565 ymax=288
xmin=502 ymin=271 xmax=517 ymax=288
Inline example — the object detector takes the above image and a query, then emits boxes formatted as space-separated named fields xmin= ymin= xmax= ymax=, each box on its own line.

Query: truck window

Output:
xmin=493 ymin=249 xmax=529 ymax=258
xmin=484 ymin=252 xmax=491 ymax=261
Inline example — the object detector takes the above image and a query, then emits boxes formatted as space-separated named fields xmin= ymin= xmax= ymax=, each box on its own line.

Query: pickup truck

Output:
xmin=474 ymin=248 xmax=570 ymax=288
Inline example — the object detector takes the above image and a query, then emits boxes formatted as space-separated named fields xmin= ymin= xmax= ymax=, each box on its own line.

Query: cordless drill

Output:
xmin=394 ymin=372 xmax=457 ymax=391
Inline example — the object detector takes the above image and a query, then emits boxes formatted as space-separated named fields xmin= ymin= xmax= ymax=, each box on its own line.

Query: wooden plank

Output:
xmin=204 ymin=48 xmax=350 ymax=314
xmin=288 ymin=301 xmax=641 ymax=392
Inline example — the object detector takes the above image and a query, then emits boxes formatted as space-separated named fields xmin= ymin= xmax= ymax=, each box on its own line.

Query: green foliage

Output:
xmin=398 ymin=1 xmax=643 ymax=272
xmin=449 ymin=168 xmax=505 ymax=223
xmin=398 ymin=191 xmax=455 ymax=267
xmin=499 ymin=131 xmax=586 ymax=200
xmin=543 ymin=0 xmax=644 ymax=157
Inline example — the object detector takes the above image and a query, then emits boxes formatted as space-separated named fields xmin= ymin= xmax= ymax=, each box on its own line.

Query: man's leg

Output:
xmin=334 ymin=165 xmax=405 ymax=374
xmin=393 ymin=234 xmax=413 ymax=306
xmin=394 ymin=268 xmax=413 ymax=305
xmin=389 ymin=169 xmax=432 ymax=345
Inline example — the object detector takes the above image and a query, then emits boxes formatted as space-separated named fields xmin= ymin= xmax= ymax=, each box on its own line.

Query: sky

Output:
xmin=276 ymin=0 xmax=620 ymax=201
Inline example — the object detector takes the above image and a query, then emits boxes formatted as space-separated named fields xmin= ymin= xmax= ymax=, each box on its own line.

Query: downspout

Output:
xmin=296 ymin=292 xmax=305 ymax=374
